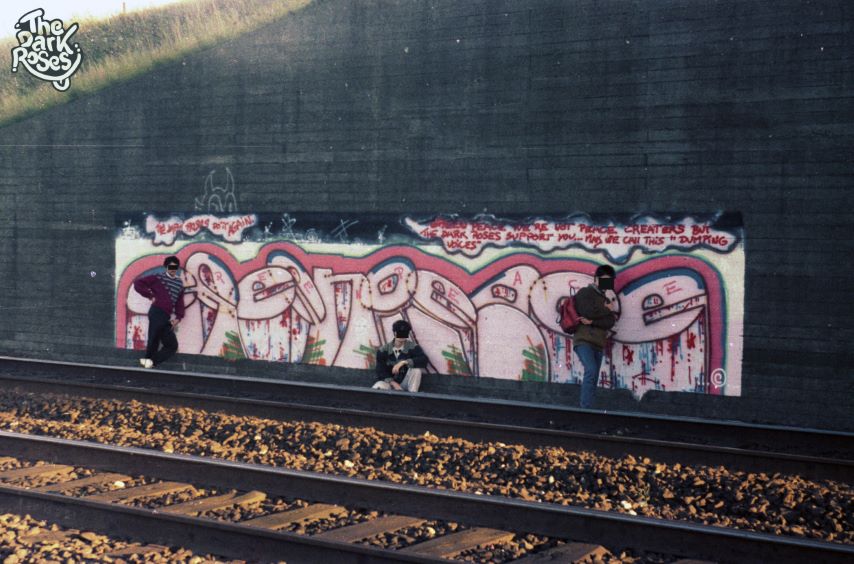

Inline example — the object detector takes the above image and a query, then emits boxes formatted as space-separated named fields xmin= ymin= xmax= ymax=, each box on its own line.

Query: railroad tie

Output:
xmin=511 ymin=542 xmax=612 ymax=563
xmin=0 ymin=464 xmax=74 ymax=481
xmin=18 ymin=530 xmax=73 ymax=546
xmin=0 ymin=457 xmax=17 ymax=466
xmin=85 ymin=481 xmax=195 ymax=503
xmin=32 ymin=473 xmax=131 ymax=493
xmin=241 ymin=503 xmax=346 ymax=530
xmin=160 ymin=490 xmax=266 ymax=516
xmin=400 ymin=528 xmax=516 ymax=558
xmin=106 ymin=544 xmax=169 ymax=558
xmin=315 ymin=515 xmax=426 ymax=543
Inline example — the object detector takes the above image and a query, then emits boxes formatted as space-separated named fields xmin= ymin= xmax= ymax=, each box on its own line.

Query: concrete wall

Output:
xmin=0 ymin=0 xmax=851 ymax=429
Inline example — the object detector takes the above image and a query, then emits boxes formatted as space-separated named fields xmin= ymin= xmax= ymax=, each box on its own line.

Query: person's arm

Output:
xmin=406 ymin=345 xmax=429 ymax=369
xmin=378 ymin=350 xmax=403 ymax=389
xmin=175 ymin=287 xmax=186 ymax=320
xmin=133 ymin=275 xmax=156 ymax=299
xmin=575 ymin=288 xmax=616 ymax=329
xmin=391 ymin=354 xmax=408 ymax=384
xmin=591 ymin=310 xmax=616 ymax=329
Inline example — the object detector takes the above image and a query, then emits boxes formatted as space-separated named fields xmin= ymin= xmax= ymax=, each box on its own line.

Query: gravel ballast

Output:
xmin=0 ymin=390 xmax=850 ymax=545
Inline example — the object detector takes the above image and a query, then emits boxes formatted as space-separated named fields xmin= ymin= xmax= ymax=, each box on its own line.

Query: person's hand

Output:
xmin=392 ymin=360 xmax=408 ymax=375
xmin=390 ymin=381 xmax=403 ymax=391
xmin=150 ymin=297 xmax=156 ymax=303
xmin=579 ymin=317 xmax=593 ymax=325
xmin=170 ymin=319 xmax=180 ymax=328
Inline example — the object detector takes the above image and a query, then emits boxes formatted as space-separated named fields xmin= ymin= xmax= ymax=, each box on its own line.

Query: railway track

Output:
xmin=0 ymin=356 xmax=851 ymax=483
xmin=0 ymin=431 xmax=851 ymax=564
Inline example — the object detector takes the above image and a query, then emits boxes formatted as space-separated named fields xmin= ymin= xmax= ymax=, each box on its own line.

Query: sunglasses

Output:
xmin=166 ymin=265 xmax=179 ymax=270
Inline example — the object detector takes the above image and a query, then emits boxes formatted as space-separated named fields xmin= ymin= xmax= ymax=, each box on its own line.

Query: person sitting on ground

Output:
xmin=133 ymin=255 xmax=185 ymax=369
xmin=372 ymin=319 xmax=427 ymax=392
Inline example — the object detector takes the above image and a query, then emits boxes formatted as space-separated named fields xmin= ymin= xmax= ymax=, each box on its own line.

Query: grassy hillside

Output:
xmin=0 ymin=0 xmax=311 ymax=127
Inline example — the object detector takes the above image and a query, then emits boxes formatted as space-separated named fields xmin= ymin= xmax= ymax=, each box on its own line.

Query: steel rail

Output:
xmin=0 ymin=431 xmax=851 ymax=564
xmin=2 ymin=356 xmax=852 ymax=458
xmin=0 ymin=370 xmax=851 ymax=483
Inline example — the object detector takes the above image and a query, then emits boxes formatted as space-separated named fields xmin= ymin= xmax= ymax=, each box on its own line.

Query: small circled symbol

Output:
xmin=710 ymin=369 xmax=727 ymax=388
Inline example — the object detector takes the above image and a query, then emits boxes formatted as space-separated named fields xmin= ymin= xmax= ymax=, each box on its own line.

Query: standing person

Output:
xmin=372 ymin=319 xmax=427 ymax=392
xmin=133 ymin=256 xmax=185 ymax=368
xmin=573 ymin=264 xmax=619 ymax=408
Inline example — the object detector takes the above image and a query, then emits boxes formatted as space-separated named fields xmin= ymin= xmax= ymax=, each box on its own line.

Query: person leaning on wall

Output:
xmin=133 ymin=255 xmax=185 ymax=369
xmin=372 ymin=319 xmax=427 ymax=392
xmin=574 ymin=264 xmax=619 ymax=409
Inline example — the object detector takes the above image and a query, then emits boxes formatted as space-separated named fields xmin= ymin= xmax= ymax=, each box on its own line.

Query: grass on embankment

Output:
xmin=0 ymin=0 xmax=311 ymax=128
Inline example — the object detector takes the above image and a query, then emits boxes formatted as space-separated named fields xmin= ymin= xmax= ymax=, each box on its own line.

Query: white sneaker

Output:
xmin=139 ymin=358 xmax=154 ymax=369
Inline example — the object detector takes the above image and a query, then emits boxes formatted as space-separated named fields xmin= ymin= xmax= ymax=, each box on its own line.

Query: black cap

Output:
xmin=594 ymin=264 xmax=615 ymax=278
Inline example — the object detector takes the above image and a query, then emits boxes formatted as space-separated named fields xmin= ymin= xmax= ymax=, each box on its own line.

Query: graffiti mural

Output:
xmin=116 ymin=213 xmax=744 ymax=399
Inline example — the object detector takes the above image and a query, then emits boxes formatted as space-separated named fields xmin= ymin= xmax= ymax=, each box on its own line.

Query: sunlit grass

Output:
xmin=0 ymin=0 xmax=311 ymax=127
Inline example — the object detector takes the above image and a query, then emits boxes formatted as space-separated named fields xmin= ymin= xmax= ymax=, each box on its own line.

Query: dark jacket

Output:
xmin=572 ymin=285 xmax=617 ymax=351
xmin=133 ymin=272 xmax=186 ymax=320
xmin=375 ymin=340 xmax=428 ymax=384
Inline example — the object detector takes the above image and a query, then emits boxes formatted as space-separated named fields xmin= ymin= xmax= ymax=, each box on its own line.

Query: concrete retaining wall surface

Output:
xmin=0 ymin=0 xmax=851 ymax=429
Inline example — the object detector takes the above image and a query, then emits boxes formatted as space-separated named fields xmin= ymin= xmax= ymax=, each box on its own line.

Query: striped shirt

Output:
xmin=133 ymin=271 xmax=186 ymax=319
xmin=159 ymin=273 xmax=184 ymax=309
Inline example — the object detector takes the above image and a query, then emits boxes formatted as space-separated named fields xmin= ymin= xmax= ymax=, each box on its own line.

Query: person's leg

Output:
xmin=401 ymin=368 xmax=422 ymax=392
xmin=575 ymin=344 xmax=603 ymax=409
xmin=372 ymin=380 xmax=392 ymax=390
xmin=153 ymin=324 xmax=178 ymax=366
xmin=145 ymin=308 xmax=169 ymax=361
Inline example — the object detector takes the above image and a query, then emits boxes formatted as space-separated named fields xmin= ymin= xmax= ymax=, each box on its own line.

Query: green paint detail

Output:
xmin=221 ymin=330 xmax=245 ymax=361
xmin=520 ymin=337 xmax=548 ymax=382
xmin=522 ymin=349 xmax=545 ymax=364
xmin=441 ymin=344 xmax=472 ymax=376
xmin=354 ymin=344 xmax=377 ymax=369
xmin=302 ymin=335 xmax=326 ymax=365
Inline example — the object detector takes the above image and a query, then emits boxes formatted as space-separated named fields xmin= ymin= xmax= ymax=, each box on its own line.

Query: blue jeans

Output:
xmin=575 ymin=344 xmax=603 ymax=409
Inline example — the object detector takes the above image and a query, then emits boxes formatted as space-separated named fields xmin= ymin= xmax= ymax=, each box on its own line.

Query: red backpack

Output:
xmin=557 ymin=294 xmax=581 ymax=334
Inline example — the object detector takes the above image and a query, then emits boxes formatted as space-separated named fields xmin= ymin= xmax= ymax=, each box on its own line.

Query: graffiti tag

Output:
xmin=195 ymin=168 xmax=238 ymax=212
xmin=145 ymin=214 xmax=257 ymax=245
xmin=405 ymin=216 xmax=738 ymax=262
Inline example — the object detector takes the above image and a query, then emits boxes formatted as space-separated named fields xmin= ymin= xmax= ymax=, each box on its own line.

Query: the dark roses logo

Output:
xmin=11 ymin=8 xmax=83 ymax=91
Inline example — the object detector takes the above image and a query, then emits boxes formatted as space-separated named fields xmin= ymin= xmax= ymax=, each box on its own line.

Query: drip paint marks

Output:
xmin=115 ymin=212 xmax=744 ymax=399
